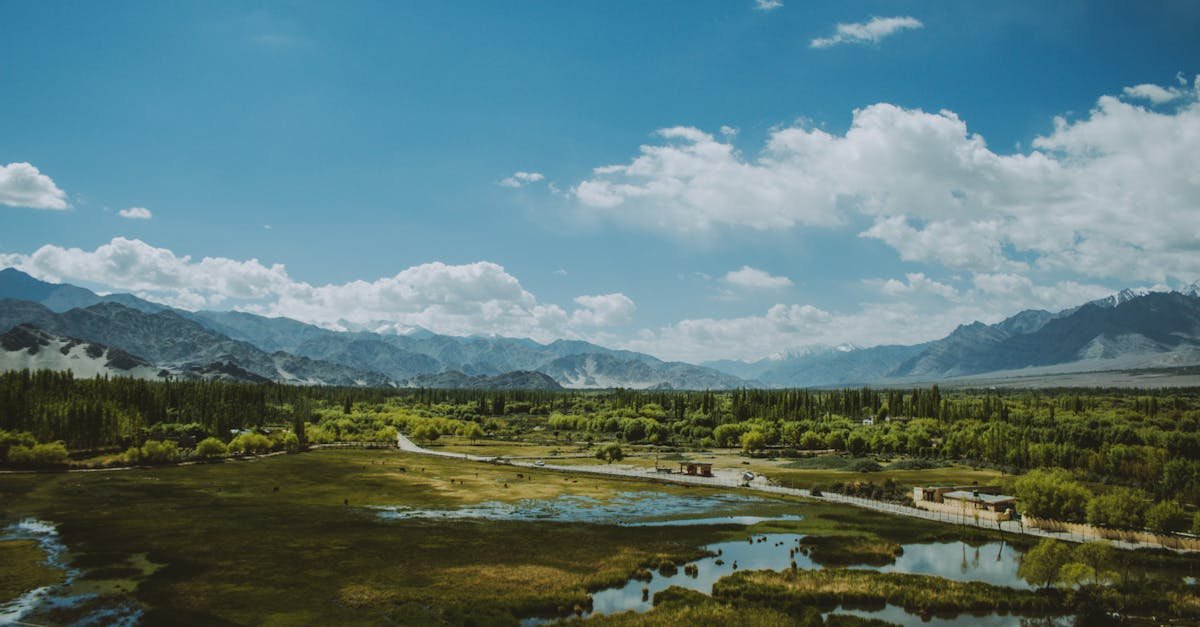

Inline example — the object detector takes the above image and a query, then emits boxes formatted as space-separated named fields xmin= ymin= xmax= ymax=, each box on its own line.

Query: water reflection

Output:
xmin=588 ymin=533 xmax=811 ymax=617
xmin=863 ymin=540 xmax=1030 ymax=589
xmin=376 ymin=491 xmax=799 ymax=525
xmin=524 ymin=535 xmax=1043 ymax=625
xmin=832 ymin=604 xmax=1073 ymax=627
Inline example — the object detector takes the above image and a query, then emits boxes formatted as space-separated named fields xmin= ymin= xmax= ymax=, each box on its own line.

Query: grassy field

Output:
xmin=4 ymin=445 xmax=1196 ymax=624
xmin=3 ymin=447 xmax=996 ymax=625
xmin=713 ymin=568 xmax=1064 ymax=616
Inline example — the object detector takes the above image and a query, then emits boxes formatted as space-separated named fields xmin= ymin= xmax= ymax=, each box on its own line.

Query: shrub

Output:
xmin=281 ymin=432 xmax=301 ymax=453
xmin=0 ymin=429 xmax=37 ymax=462
xmin=194 ymin=437 xmax=228 ymax=459
xmin=6 ymin=441 xmax=69 ymax=467
xmin=125 ymin=440 xmax=181 ymax=465
xmin=229 ymin=432 xmax=273 ymax=455
xmin=887 ymin=458 xmax=948 ymax=470
xmin=849 ymin=459 xmax=883 ymax=473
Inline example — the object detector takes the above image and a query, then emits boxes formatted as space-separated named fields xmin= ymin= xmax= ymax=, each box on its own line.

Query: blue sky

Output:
xmin=2 ymin=1 xmax=1199 ymax=362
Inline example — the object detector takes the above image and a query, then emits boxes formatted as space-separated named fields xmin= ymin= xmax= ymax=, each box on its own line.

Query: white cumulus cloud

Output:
xmin=0 ymin=162 xmax=69 ymax=210
xmin=570 ymin=293 xmax=636 ymax=327
xmin=118 ymin=206 xmax=153 ymax=220
xmin=499 ymin=171 xmax=546 ymax=188
xmin=870 ymin=272 xmax=958 ymax=300
xmin=571 ymin=77 xmax=1200 ymax=284
xmin=0 ymin=237 xmax=633 ymax=341
xmin=754 ymin=0 xmax=783 ymax=11
xmin=723 ymin=266 xmax=793 ymax=289
xmin=1123 ymin=83 xmax=1184 ymax=104
xmin=810 ymin=16 xmax=923 ymax=48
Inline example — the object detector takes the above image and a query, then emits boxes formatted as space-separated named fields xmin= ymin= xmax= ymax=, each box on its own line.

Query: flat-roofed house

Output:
xmin=912 ymin=486 xmax=1016 ymax=522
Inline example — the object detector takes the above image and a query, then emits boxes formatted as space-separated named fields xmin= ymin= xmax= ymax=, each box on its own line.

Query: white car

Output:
xmin=534 ymin=459 xmax=545 ymax=467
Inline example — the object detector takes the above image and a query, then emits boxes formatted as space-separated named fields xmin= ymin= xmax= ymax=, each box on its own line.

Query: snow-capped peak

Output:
xmin=1087 ymin=287 xmax=1151 ymax=309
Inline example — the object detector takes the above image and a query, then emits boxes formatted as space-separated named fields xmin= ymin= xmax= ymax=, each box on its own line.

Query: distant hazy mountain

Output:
xmin=706 ymin=344 xmax=925 ymax=388
xmin=888 ymin=308 xmax=1075 ymax=379
xmin=889 ymin=292 xmax=1200 ymax=378
xmin=187 ymin=303 xmax=735 ymax=389
xmin=0 ymin=270 xmax=748 ymax=389
xmin=405 ymin=370 xmax=563 ymax=390
xmin=0 ymin=267 xmax=167 ymax=313
xmin=540 ymin=352 xmax=747 ymax=390
xmin=5 ymin=267 xmax=1199 ymax=389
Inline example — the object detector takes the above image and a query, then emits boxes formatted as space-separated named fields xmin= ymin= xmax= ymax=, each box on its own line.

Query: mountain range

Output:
xmin=1 ymin=267 xmax=1199 ymax=389
xmin=0 ymin=268 xmax=742 ymax=389
xmin=703 ymin=285 xmax=1200 ymax=387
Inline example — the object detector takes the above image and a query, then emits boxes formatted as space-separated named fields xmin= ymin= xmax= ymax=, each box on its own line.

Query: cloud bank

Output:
xmin=0 ymin=237 xmax=634 ymax=342
xmin=572 ymin=77 xmax=1200 ymax=285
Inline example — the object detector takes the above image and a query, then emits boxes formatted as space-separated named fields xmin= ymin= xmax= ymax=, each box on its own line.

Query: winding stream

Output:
xmin=0 ymin=519 xmax=143 ymax=626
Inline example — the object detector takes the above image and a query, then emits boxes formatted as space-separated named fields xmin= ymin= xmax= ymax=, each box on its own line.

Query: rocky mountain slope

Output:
xmin=0 ymin=299 xmax=390 ymax=386
xmin=0 ymin=324 xmax=161 ymax=379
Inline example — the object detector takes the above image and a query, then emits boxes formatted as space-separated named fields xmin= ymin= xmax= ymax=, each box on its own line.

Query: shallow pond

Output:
xmin=523 ymin=534 xmax=1049 ymax=625
xmin=860 ymin=539 xmax=1029 ymax=589
xmin=375 ymin=491 xmax=802 ymax=526
xmin=0 ymin=519 xmax=145 ymax=626
xmin=831 ymin=604 xmax=1073 ymax=626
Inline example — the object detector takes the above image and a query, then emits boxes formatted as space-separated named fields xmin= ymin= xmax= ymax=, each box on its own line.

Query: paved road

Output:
xmin=397 ymin=434 xmax=1196 ymax=554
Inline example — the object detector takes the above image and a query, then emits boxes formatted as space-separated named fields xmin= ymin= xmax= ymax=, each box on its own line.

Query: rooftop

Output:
xmin=942 ymin=491 xmax=1015 ymax=505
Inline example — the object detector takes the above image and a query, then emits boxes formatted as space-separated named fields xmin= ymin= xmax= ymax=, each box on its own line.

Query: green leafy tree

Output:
xmin=1086 ymin=487 xmax=1151 ymax=529
xmin=1017 ymin=538 xmax=1073 ymax=589
xmin=846 ymin=431 xmax=868 ymax=456
xmin=741 ymin=430 xmax=767 ymax=453
xmin=712 ymin=424 xmax=743 ymax=448
xmin=595 ymin=443 xmax=624 ymax=464
xmin=1145 ymin=500 xmax=1189 ymax=534
xmin=459 ymin=422 xmax=485 ymax=443
xmin=293 ymin=397 xmax=312 ymax=448
xmin=1067 ymin=541 xmax=1115 ymax=586
xmin=1013 ymin=468 xmax=1089 ymax=522
xmin=780 ymin=421 xmax=804 ymax=448
xmin=799 ymin=430 xmax=824 ymax=450
xmin=411 ymin=423 xmax=439 ymax=444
